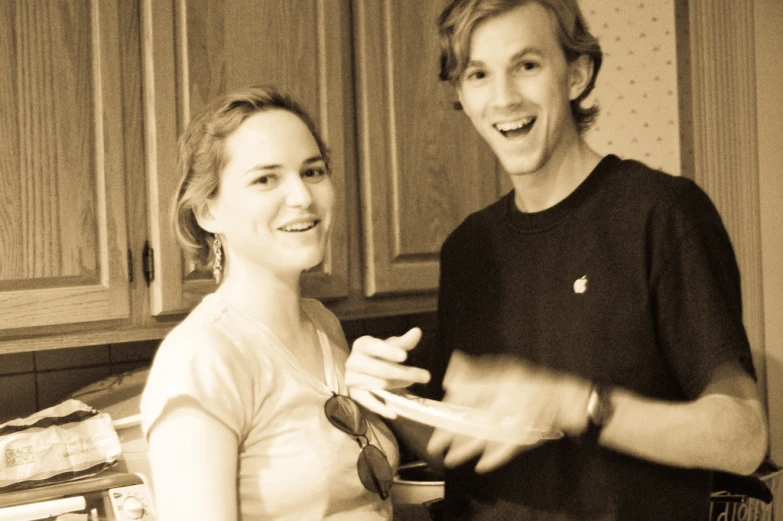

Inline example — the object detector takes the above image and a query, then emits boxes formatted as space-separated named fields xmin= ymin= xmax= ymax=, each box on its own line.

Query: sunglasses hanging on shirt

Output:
xmin=324 ymin=393 xmax=394 ymax=500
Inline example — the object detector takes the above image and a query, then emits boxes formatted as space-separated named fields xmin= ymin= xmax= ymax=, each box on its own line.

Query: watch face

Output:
xmin=588 ymin=383 xmax=614 ymax=426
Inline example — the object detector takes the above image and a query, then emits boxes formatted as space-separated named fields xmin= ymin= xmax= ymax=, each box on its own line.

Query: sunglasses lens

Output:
xmin=358 ymin=445 xmax=393 ymax=500
xmin=325 ymin=395 xmax=367 ymax=436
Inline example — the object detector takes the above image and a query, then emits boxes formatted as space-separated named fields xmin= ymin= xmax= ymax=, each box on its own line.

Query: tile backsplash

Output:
xmin=0 ymin=340 xmax=160 ymax=424
xmin=0 ymin=312 xmax=437 ymax=425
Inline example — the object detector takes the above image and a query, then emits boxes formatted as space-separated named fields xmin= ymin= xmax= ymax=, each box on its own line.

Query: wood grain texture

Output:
xmin=0 ymin=0 xmax=130 ymax=328
xmin=354 ymin=0 xmax=498 ymax=297
xmin=1 ymin=1 xmax=97 ymax=283
xmin=143 ymin=0 xmax=351 ymax=315
xmin=0 ymin=292 xmax=438 ymax=355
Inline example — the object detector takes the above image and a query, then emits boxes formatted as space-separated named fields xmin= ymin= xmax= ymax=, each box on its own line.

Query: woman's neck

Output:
xmin=216 ymin=263 xmax=305 ymax=335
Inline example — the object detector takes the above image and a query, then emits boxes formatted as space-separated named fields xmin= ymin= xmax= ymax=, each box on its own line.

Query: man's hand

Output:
xmin=427 ymin=351 xmax=591 ymax=473
xmin=345 ymin=327 xmax=431 ymax=418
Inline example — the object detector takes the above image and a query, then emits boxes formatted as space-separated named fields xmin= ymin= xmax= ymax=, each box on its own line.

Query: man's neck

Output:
xmin=510 ymin=140 xmax=602 ymax=213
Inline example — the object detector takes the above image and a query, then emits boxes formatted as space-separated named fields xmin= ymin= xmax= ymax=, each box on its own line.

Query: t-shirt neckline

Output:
xmin=208 ymin=293 xmax=340 ymax=395
xmin=504 ymin=154 xmax=621 ymax=233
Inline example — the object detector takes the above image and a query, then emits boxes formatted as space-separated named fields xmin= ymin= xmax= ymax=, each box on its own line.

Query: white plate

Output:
xmin=371 ymin=389 xmax=563 ymax=445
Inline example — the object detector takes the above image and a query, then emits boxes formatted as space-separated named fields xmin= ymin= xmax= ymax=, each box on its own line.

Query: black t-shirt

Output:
xmin=426 ymin=155 xmax=755 ymax=521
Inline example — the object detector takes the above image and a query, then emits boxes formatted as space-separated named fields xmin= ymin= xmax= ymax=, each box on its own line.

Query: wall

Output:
xmin=0 ymin=341 xmax=159 ymax=424
xmin=754 ymin=0 xmax=783 ymax=466
xmin=0 ymin=313 xmax=437 ymax=425
xmin=581 ymin=0 xmax=684 ymax=177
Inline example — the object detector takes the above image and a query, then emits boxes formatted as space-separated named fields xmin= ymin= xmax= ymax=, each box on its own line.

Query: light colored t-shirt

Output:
xmin=141 ymin=294 xmax=399 ymax=520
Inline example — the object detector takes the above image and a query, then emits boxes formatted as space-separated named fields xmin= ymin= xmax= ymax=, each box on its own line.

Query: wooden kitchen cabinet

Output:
xmin=0 ymin=0 xmax=500 ymax=354
xmin=140 ymin=0 xmax=353 ymax=316
xmin=0 ymin=1 xmax=131 ymax=331
xmin=353 ymin=0 xmax=498 ymax=297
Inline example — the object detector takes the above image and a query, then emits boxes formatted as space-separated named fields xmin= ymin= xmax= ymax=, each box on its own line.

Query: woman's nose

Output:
xmin=284 ymin=175 xmax=313 ymax=208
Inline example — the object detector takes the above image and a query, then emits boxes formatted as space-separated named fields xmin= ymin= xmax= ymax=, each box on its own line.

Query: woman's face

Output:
xmin=205 ymin=109 xmax=334 ymax=277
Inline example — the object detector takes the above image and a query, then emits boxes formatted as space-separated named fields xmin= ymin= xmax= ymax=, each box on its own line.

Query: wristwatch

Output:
xmin=585 ymin=381 xmax=614 ymax=439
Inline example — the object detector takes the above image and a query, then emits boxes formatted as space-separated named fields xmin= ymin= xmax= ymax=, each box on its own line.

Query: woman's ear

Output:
xmin=568 ymin=54 xmax=594 ymax=101
xmin=194 ymin=201 xmax=219 ymax=234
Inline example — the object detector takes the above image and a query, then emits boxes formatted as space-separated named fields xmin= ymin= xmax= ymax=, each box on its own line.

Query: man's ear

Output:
xmin=455 ymin=86 xmax=466 ymax=111
xmin=568 ymin=54 xmax=594 ymax=101
xmin=194 ymin=201 xmax=219 ymax=234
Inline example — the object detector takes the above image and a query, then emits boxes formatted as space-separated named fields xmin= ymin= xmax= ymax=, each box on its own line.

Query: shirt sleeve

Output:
xmin=140 ymin=322 xmax=255 ymax=439
xmin=651 ymin=182 xmax=756 ymax=399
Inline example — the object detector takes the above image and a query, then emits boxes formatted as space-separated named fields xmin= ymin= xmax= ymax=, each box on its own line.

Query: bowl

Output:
xmin=391 ymin=461 xmax=445 ymax=505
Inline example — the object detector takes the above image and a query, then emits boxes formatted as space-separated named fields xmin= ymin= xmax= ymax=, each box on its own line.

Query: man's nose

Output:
xmin=492 ymin=73 xmax=522 ymax=108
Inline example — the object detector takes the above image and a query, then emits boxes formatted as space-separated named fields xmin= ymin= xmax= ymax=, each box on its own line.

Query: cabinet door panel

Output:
xmin=354 ymin=1 xmax=498 ymax=297
xmin=143 ymin=0 xmax=351 ymax=315
xmin=0 ymin=0 xmax=130 ymax=329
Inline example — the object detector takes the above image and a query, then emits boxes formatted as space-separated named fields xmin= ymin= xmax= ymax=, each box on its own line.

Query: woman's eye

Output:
xmin=253 ymin=174 xmax=279 ymax=188
xmin=302 ymin=168 xmax=328 ymax=183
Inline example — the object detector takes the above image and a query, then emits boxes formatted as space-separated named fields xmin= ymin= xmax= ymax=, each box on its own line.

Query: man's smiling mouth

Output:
xmin=494 ymin=117 xmax=536 ymax=139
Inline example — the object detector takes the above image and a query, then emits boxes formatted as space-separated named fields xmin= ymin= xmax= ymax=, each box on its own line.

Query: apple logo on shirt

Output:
xmin=573 ymin=275 xmax=588 ymax=294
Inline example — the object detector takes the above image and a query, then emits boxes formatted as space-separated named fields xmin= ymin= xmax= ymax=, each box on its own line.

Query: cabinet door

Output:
xmin=142 ymin=0 xmax=352 ymax=316
xmin=353 ymin=1 xmax=498 ymax=297
xmin=0 ymin=1 xmax=130 ymax=330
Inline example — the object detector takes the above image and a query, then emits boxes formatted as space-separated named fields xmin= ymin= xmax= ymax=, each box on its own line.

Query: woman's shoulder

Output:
xmin=155 ymin=294 xmax=246 ymax=364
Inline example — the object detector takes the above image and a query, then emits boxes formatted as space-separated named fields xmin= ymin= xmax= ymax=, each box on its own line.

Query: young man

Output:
xmin=347 ymin=0 xmax=768 ymax=520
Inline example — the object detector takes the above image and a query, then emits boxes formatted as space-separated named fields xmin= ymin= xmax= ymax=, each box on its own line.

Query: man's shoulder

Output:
xmin=609 ymin=156 xmax=690 ymax=190
xmin=605 ymin=156 xmax=724 ymax=241
xmin=441 ymin=195 xmax=506 ymax=254
xmin=602 ymin=156 xmax=707 ymax=210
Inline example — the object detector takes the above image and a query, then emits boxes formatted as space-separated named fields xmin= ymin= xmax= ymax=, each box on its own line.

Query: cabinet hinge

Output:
xmin=127 ymin=249 xmax=134 ymax=284
xmin=142 ymin=240 xmax=155 ymax=286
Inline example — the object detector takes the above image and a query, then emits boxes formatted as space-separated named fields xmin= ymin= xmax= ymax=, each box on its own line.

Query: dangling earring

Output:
xmin=212 ymin=233 xmax=223 ymax=284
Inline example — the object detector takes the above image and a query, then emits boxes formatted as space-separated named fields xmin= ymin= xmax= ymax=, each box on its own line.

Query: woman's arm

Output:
xmin=147 ymin=398 xmax=239 ymax=521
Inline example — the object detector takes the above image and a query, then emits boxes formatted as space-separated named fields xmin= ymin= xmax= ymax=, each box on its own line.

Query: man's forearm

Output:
xmin=598 ymin=387 xmax=767 ymax=475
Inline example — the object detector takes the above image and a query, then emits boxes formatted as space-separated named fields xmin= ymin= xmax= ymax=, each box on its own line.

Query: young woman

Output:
xmin=141 ymin=86 xmax=425 ymax=521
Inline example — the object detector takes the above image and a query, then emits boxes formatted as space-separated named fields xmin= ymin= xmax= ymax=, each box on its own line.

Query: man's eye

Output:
xmin=518 ymin=61 xmax=539 ymax=72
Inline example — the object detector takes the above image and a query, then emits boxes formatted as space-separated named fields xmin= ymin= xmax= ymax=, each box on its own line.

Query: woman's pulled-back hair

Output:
xmin=438 ymin=0 xmax=603 ymax=134
xmin=171 ymin=85 xmax=330 ymax=265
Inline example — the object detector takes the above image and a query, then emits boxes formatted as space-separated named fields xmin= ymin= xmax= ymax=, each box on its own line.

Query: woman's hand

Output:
xmin=345 ymin=327 xmax=431 ymax=418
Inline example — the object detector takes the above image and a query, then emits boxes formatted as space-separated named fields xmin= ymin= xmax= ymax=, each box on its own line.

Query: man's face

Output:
xmin=456 ymin=2 xmax=587 ymax=177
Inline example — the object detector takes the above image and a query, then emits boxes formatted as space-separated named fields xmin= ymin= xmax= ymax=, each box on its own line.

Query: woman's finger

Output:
xmin=352 ymin=335 xmax=409 ymax=363
xmin=385 ymin=327 xmax=423 ymax=351
xmin=346 ymin=354 xmax=430 ymax=386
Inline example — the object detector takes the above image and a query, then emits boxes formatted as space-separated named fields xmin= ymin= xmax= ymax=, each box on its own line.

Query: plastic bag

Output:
xmin=0 ymin=399 xmax=121 ymax=491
